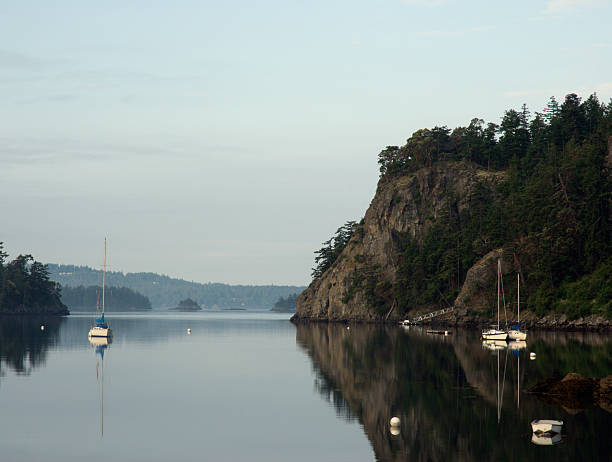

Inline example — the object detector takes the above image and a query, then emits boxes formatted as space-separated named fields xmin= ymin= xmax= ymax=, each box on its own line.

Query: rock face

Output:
xmin=528 ymin=373 xmax=612 ymax=413
xmin=293 ymin=161 xmax=504 ymax=322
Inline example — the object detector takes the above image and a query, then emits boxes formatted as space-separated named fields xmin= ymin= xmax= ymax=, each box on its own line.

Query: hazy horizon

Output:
xmin=2 ymin=0 xmax=612 ymax=285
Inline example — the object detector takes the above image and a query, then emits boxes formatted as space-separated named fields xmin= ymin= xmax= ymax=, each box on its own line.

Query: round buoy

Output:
xmin=40 ymin=325 xmax=45 ymax=331
xmin=347 ymin=326 xmax=350 ymax=330
xmin=187 ymin=328 xmax=191 ymax=334
xmin=390 ymin=426 xmax=400 ymax=436
xmin=530 ymin=352 xmax=536 ymax=360
xmin=390 ymin=416 xmax=400 ymax=427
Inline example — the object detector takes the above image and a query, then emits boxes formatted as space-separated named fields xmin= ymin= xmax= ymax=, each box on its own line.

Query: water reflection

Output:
xmin=296 ymin=324 xmax=612 ymax=462
xmin=89 ymin=335 xmax=111 ymax=438
xmin=0 ymin=316 xmax=64 ymax=378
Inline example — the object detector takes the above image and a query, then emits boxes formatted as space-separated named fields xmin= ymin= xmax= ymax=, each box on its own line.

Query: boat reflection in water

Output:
xmin=89 ymin=335 xmax=111 ymax=438
xmin=482 ymin=339 xmax=508 ymax=351
xmin=295 ymin=324 xmax=609 ymax=461
xmin=531 ymin=431 xmax=563 ymax=446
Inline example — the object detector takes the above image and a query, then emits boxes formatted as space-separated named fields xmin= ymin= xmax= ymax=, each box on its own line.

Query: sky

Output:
xmin=1 ymin=0 xmax=612 ymax=285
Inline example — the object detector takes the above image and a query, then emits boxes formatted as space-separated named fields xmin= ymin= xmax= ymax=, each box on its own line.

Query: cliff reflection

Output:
xmin=296 ymin=324 xmax=612 ymax=462
xmin=0 ymin=316 xmax=64 ymax=377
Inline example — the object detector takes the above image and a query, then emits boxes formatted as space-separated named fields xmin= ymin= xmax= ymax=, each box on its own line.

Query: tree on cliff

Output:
xmin=312 ymin=221 xmax=359 ymax=279
xmin=312 ymin=92 xmax=612 ymax=320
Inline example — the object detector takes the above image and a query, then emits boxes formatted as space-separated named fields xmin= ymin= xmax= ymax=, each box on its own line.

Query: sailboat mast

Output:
xmin=102 ymin=238 xmax=106 ymax=314
xmin=517 ymin=273 xmax=520 ymax=324
xmin=497 ymin=259 xmax=501 ymax=330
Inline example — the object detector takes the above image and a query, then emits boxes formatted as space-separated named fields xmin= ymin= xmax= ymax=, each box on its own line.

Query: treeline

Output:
xmin=0 ymin=243 xmax=68 ymax=315
xmin=47 ymin=264 xmax=305 ymax=309
xmin=394 ymin=93 xmax=612 ymax=319
xmin=271 ymin=293 xmax=299 ymax=312
xmin=315 ymin=93 xmax=612 ymax=319
xmin=61 ymin=285 xmax=152 ymax=311
xmin=377 ymin=93 xmax=611 ymax=175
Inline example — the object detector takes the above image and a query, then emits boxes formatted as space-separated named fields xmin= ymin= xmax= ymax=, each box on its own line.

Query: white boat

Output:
xmin=88 ymin=238 xmax=112 ymax=339
xmin=531 ymin=419 xmax=563 ymax=434
xmin=482 ymin=259 xmax=508 ymax=341
xmin=507 ymin=273 xmax=527 ymax=340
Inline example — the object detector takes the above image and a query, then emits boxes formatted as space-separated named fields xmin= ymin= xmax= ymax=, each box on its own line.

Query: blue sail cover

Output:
xmin=510 ymin=323 xmax=521 ymax=330
xmin=95 ymin=313 xmax=108 ymax=328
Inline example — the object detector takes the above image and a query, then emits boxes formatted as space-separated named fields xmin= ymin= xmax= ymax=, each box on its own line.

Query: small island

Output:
xmin=271 ymin=293 xmax=299 ymax=313
xmin=170 ymin=298 xmax=202 ymax=312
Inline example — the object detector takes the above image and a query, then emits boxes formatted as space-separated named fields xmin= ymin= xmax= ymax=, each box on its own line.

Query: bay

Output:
xmin=0 ymin=312 xmax=610 ymax=461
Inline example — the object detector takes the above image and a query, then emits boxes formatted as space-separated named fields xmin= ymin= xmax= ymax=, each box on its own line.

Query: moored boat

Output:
xmin=482 ymin=259 xmax=508 ymax=341
xmin=88 ymin=238 xmax=112 ymax=339
xmin=507 ymin=273 xmax=527 ymax=340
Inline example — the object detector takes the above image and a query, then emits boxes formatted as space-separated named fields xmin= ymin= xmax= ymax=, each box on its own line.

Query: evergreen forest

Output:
xmin=271 ymin=293 xmax=299 ymax=312
xmin=60 ymin=285 xmax=152 ymax=311
xmin=48 ymin=264 xmax=304 ymax=309
xmin=312 ymin=93 xmax=612 ymax=319
xmin=0 ymin=243 xmax=68 ymax=315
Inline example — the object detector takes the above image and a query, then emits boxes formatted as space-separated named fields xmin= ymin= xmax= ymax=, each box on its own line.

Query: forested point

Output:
xmin=60 ymin=285 xmax=152 ymax=311
xmin=271 ymin=293 xmax=299 ymax=312
xmin=0 ymin=243 xmax=69 ymax=315
xmin=312 ymin=93 xmax=612 ymax=320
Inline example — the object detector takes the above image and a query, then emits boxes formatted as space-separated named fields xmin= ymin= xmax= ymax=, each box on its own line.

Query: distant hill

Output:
xmin=47 ymin=264 xmax=305 ymax=309
xmin=60 ymin=285 xmax=152 ymax=311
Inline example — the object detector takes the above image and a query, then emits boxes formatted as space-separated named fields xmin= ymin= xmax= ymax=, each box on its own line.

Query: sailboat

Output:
xmin=507 ymin=273 xmax=527 ymax=341
xmin=482 ymin=259 xmax=508 ymax=341
xmin=88 ymin=238 xmax=112 ymax=338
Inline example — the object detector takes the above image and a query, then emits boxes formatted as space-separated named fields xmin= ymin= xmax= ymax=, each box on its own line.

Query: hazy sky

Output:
xmin=2 ymin=0 xmax=612 ymax=285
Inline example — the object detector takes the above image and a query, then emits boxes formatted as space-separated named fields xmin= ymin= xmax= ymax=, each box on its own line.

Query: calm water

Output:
xmin=0 ymin=312 xmax=610 ymax=461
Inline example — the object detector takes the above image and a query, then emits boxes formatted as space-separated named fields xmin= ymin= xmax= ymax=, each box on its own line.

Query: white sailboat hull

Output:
xmin=531 ymin=419 xmax=563 ymax=434
xmin=88 ymin=326 xmax=112 ymax=338
xmin=507 ymin=329 xmax=527 ymax=340
xmin=482 ymin=329 xmax=508 ymax=340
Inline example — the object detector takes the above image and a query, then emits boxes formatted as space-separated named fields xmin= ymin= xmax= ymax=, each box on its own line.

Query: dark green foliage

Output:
xmin=312 ymin=221 xmax=359 ymax=279
xmin=60 ymin=285 xmax=152 ymax=311
xmin=555 ymin=257 xmax=612 ymax=320
xmin=0 ymin=245 xmax=68 ymax=315
xmin=331 ymin=93 xmax=612 ymax=318
xmin=272 ymin=293 xmax=299 ymax=312
xmin=174 ymin=298 xmax=200 ymax=310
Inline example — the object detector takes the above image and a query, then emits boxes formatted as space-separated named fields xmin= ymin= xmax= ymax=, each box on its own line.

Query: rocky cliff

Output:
xmin=293 ymin=161 xmax=505 ymax=322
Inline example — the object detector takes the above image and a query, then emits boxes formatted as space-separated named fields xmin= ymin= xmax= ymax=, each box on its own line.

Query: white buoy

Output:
xmin=390 ymin=416 xmax=400 ymax=427
xmin=390 ymin=426 xmax=400 ymax=436
xmin=40 ymin=325 xmax=45 ymax=331
xmin=187 ymin=328 xmax=191 ymax=334
xmin=530 ymin=352 xmax=536 ymax=360
xmin=346 ymin=326 xmax=350 ymax=330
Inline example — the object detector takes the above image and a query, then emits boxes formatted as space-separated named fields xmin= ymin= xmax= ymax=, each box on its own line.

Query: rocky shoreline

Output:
xmin=290 ymin=309 xmax=612 ymax=331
